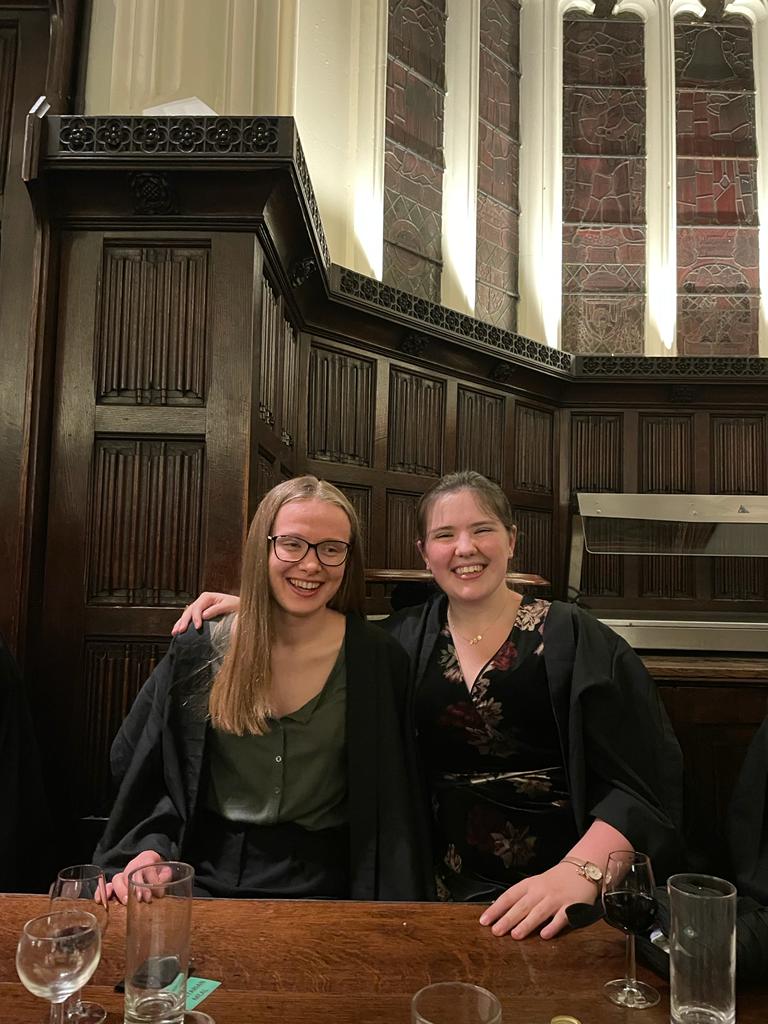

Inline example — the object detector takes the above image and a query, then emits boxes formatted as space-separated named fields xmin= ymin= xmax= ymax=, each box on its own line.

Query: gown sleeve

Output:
xmin=576 ymin=619 xmax=685 ymax=877
xmin=93 ymin=646 xmax=187 ymax=877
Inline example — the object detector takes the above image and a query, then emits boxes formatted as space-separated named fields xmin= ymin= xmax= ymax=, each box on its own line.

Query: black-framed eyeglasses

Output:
xmin=268 ymin=534 xmax=351 ymax=567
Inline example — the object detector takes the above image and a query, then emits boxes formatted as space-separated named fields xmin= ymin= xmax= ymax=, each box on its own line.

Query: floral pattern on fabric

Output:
xmin=416 ymin=596 xmax=579 ymax=899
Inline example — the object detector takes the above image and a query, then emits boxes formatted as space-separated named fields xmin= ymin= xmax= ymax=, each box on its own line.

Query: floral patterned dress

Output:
xmin=416 ymin=597 xmax=579 ymax=901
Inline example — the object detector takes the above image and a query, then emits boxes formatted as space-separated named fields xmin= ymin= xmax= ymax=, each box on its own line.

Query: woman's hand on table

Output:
xmin=172 ymin=592 xmax=240 ymax=635
xmin=107 ymin=850 xmax=165 ymax=904
xmin=479 ymin=862 xmax=598 ymax=940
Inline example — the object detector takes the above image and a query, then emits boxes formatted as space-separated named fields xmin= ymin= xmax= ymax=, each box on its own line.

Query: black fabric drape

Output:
xmin=0 ymin=634 xmax=52 ymax=892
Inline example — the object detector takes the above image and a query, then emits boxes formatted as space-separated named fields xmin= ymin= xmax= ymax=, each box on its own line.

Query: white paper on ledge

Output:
xmin=142 ymin=97 xmax=219 ymax=116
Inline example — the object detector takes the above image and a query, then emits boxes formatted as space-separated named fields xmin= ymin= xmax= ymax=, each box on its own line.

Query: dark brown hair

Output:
xmin=416 ymin=471 xmax=516 ymax=542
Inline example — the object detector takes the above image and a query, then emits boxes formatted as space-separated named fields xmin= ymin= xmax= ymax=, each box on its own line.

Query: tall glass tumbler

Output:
xmin=668 ymin=874 xmax=736 ymax=1024
xmin=124 ymin=861 xmax=194 ymax=1024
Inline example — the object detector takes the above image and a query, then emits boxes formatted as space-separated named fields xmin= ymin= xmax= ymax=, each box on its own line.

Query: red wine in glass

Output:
xmin=602 ymin=851 xmax=660 ymax=1009
xmin=603 ymin=891 xmax=658 ymax=935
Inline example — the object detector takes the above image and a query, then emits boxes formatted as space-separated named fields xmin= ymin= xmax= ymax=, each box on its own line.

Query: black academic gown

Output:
xmin=384 ymin=595 xmax=686 ymax=881
xmin=94 ymin=615 xmax=434 ymax=900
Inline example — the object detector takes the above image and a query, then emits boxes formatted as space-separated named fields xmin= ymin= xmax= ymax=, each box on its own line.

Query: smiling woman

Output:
xmin=386 ymin=471 xmax=685 ymax=939
xmin=93 ymin=477 xmax=433 ymax=904
xmin=172 ymin=471 xmax=686 ymax=939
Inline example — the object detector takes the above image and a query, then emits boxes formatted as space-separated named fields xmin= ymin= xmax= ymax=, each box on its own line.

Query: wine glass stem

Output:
xmin=67 ymin=989 xmax=83 ymax=1016
xmin=49 ymin=1001 xmax=66 ymax=1024
xmin=624 ymin=932 xmax=637 ymax=991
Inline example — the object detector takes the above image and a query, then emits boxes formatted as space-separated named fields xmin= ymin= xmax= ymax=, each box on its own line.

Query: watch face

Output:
xmin=584 ymin=862 xmax=603 ymax=882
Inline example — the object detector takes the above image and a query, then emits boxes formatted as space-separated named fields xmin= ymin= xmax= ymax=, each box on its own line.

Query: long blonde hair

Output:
xmin=208 ymin=476 xmax=365 ymax=735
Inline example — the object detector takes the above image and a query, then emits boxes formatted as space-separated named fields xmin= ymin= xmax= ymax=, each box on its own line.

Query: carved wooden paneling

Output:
xmin=712 ymin=558 xmax=765 ymax=601
xmin=307 ymin=345 xmax=375 ymax=466
xmin=87 ymin=439 xmax=204 ymax=605
xmin=94 ymin=245 xmax=208 ymax=405
xmin=388 ymin=368 xmax=445 ymax=475
xmin=82 ymin=640 xmax=168 ymax=813
xmin=570 ymin=413 xmax=623 ymax=492
xmin=639 ymin=556 xmax=695 ymax=599
xmin=386 ymin=491 xmax=421 ymax=569
xmin=639 ymin=415 xmax=693 ymax=492
xmin=255 ymin=447 xmax=275 ymax=505
xmin=280 ymin=319 xmax=299 ymax=447
xmin=570 ymin=414 xmax=623 ymax=596
xmin=456 ymin=387 xmax=504 ymax=482
xmin=512 ymin=508 xmax=552 ymax=582
xmin=260 ymin=277 xmax=281 ymax=427
xmin=0 ymin=28 xmax=17 ymax=196
xmin=660 ymin=684 xmax=768 ymax=872
xmin=513 ymin=404 xmax=553 ymax=494
xmin=710 ymin=416 xmax=767 ymax=600
xmin=334 ymin=483 xmax=371 ymax=559
xmin=711 ymin=416 xmax=766 ymax=493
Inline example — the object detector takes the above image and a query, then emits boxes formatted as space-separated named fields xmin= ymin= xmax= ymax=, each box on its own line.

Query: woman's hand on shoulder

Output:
xmin=479 ymin=862 xmax=598 ymax=940
xmin=106 ymin=849 xmax=166 ymax=905
xmin=172 ymin=592 xmax=240 ymax=635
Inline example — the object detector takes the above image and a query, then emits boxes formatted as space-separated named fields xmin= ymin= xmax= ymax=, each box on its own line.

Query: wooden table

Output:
xmin=1 ymin=895 xmax=763 ymax=1023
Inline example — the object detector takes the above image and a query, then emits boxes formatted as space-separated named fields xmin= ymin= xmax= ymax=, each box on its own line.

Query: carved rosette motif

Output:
xmin=289 ymin=257 xmax=318 ymax=288
xmin=337 ymin=269 xmax=573 ymax=373
xmin=576 ymin=355 xmax=768 ymax=376
xmin=129 ymin=172 xmax=179 ymax=215
xmin=57 ymin=115 xmax=280 ymax=155
xmin=292 ymin=134 xmax=331 ymax=268
xmin=399 ymin=331 xmax=432 ymax=357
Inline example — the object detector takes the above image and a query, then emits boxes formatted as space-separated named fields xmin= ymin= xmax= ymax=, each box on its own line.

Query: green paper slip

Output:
xmin=186 ymin=976 xmax=221 ymax=1009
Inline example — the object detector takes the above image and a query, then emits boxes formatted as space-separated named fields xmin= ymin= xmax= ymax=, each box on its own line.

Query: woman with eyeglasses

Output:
xmin=96 ymin=476 xmax=432 ymax=902
xmin=175 ymin=471 xmax=683 ymax=939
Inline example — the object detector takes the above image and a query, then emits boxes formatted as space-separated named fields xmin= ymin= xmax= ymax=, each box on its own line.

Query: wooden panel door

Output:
xmin=36 ymin=230 xmax=263 ymax=857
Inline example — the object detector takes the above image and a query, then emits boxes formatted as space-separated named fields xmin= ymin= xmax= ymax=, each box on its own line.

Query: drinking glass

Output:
xmin=50 ymin=864 xmax=109 ymax=1024
xmin=16 ymin=909 xmax=102 ymax=1024
xmin=125 ymin=861 xmax=213 ymax=1024
xmin=668 ymin=873 xmax=736 ymax=1024
xmin=602 ymin=850 xmax=660 ymax=1008
xmin=412 ymin=982 xmax=502 ymax=1024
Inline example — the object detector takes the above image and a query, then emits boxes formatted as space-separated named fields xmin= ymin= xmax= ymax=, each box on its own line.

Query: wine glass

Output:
xmin=50 ymin=864 xmax=109 ymax=1024
xmin=602 ymin=850 xmax=660 ymax=1009
xmin=16 ymin=909 xmax=102 ymax=1024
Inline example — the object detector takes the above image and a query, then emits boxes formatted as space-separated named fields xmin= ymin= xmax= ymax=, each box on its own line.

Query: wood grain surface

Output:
xmin=1 ymin=895 xmax=764 ymax=1024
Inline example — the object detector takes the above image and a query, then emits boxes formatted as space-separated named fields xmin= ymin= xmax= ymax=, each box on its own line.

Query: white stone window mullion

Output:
xmin=518 ymin=0 xmax=596 ymax=349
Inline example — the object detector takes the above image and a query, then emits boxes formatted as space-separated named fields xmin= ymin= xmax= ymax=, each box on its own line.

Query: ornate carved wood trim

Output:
xmin=28 ymin=111 xmax=768 ymax=384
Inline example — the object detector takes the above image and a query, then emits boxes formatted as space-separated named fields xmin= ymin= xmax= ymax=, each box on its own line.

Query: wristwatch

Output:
xmin=561 ymin=857 xmax=603 ymax=887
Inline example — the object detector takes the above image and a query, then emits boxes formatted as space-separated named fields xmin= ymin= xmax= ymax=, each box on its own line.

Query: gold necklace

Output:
xmin=448 ymin=601 xmax=510 ymax=647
